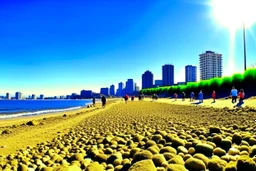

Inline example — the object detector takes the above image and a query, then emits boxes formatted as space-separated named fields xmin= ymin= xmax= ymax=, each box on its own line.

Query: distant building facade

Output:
xmin=125 ymin=79 xmax=134 ymax=95
xmin=15 ymin=92 xmax=22 ymax=100
xmin=177 ymin=82 xmax=186 ymax=85
xmin=116 ymin=82 xmax=124 ymax=96
xmin=185 ymin=65 xmax=197 ymax=82
xmin=199 ymin=51 xmax=222 ymax=80
xmin=6 ymin=93 xmax=10 ymax=100
xmin=32 ymin=94 xmax=36 ymax=100
xmin=40 ymin=94 xmax=44 ymax=99
xmin=155 ymin=80 xmax=163 ymax=87
xmin=162 ymin=64 xmax=174 ymax=86
xmin=110 ymin=85 xmax=115 ymax=96
xmin=100 ymin=87 xmax=109 ymax=96
xmin=142 ymin=70 xmax=154 ymax=89
xmin=80 ymin=90 xmax=93 ymax=99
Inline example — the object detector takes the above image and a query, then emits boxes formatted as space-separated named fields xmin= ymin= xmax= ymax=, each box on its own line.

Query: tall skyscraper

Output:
xmin=142 ymin=70 xmax=154 ymax=89
xmin=100 ymin=87 xmax=109 ymax=96
xmin=116 ymin=82 xmax=124 ymax=96
xmin=185 ymin=65 xmax=197 ymax=82
xmin=15 ymin=92 xmax=22 ymax=100
xmin=162 ymin=64 xmax=174 ymax=86
xmin=110 ymin=85 xmax=115 ymax=96
xmin=125 ymin=79 xmax=134 ymax=95
xmin=6 ymin=93 xmax=10 ymax=100
xmin=199 ymin=51 xmax=222 ymax=80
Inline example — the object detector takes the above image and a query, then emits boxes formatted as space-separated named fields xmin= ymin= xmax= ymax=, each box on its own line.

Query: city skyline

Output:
xmin=0 ymin=0 xmax=256 ymax=96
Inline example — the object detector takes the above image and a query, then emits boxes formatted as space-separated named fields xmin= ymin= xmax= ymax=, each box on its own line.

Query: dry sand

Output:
xmin=0 ymin=99 xmax=120 ymax=156
xmin=1 ymin=98 xmax=256 ymax=170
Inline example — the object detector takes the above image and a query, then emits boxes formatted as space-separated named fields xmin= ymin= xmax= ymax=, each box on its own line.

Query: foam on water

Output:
xmin=0 ymin=106 xmax=82 ymax=119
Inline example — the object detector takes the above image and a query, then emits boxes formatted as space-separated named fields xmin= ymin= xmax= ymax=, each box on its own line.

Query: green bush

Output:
xmin=140 ymin=69 xmax=256 ymax=97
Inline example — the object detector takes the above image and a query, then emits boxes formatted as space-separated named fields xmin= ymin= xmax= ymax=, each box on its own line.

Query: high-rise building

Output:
xmin=142 ymin=70 xmax=154 ymax=89
xmin=110 ymin=85 xmax=115 ymax=96
xmin=32 ymin=94 xmax=36 ymax=100
xmin=185 ymin=65 xmax=197 ymax=82
xmin=100 ymin=87 xmax=109 ymax=96
xmin=199 ymin=51 xmax=222 ymax=80
xmin=40 ymin=94 xmax=44 ymax=99
xmin=116 ymin=82 xmax=124 ymax=96
xmin=162 ymin=64 xmax=174 ymax=86
xmin=15 ymin=92 xmax=22 ymax=100
xmin=6 ymin=93 xmax=10 ymax=100
xmin=155 ymin=80 xmax=163 ymax=87
xmin=80 ymin=90 xmax=93 ymax=99
xmin=125 ymin=79 xmax=134 ymax=95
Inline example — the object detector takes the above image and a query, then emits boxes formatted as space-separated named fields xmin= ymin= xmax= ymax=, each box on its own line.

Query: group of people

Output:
xmin=172 ymin=86 xmax=245 ymax=104
xmin=92 ymin=86 xmax=245 ymax=108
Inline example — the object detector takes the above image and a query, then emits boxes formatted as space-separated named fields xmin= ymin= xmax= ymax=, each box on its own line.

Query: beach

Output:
xmin=1 ymin=98 xmax=256 ymax=170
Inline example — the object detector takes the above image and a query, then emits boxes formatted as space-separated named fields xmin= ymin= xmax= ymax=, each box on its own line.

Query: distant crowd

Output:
xmin=92 ymin=86 xmax=245 ymax=108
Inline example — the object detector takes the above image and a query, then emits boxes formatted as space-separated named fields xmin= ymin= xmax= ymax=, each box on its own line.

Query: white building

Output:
xmin=199 ymin=51 xmax=222 ymax=80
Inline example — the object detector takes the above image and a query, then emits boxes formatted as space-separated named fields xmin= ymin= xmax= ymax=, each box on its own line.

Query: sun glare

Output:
xmin=211 ymin=0 xmax=256 ymax=30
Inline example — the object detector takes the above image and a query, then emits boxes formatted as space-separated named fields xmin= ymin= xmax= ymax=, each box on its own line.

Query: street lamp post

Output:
xmin=243 ymin=22 xmax=247 ymax=71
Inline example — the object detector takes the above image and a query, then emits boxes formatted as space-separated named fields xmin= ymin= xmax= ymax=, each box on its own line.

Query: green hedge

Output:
xmin=141 ymin=69 xmax=256 ymax=97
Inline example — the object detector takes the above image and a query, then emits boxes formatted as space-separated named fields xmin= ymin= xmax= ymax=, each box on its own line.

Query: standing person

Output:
xmin=190 ymin=92 xmax=195 ymax=102
xmin=92 ymin=97 xmax=96 ymax=107
xmin=230 ymin=86 xmax=238 ymax=103
xmin=182 ymin=92 xmax=186 ymax=101
xmin=138 ymin=94 xmax=142 ymax=101
xmin=198 ymin=90 xmax=204 ymax=103
xmin=124 ymin=94 xmax=129 ymax=104
xmin=131 ymin=96 xmax=134 ymax=101
xmin=101 ymin=95 xmax=106 ymax=108
xmin=212 ymin=90 xmax=216 ymax=103
xmin=238 ymin=89 xmax=245 ymax=104
xmin=174 ymin=93 xmax=178 ymax=101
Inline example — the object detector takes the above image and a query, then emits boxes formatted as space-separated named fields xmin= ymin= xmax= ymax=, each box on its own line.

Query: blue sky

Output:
xmin=0 ymin=0 xmax=255 ymax=96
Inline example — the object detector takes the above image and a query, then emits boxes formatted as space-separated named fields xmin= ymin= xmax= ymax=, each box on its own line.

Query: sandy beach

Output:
xmin=1 ymin=98 xmax=256 ymax=170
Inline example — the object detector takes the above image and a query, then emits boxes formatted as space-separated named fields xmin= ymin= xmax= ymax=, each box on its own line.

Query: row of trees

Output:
xmin=140 ymin=69 xmax=256 ymax=98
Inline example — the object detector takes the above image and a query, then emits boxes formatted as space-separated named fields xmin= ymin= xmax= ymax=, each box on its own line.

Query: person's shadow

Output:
xmin=234 ymin=101 xmax=244 ymax=108
xmin=191 ymin=101 xmax=203 ymax=105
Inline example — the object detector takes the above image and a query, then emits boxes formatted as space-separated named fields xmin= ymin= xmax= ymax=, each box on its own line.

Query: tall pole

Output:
xmin=243 ymin=22 xmax=247 ymax=71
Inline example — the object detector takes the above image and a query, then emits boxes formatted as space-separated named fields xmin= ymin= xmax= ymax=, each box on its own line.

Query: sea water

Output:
xmin=0 ymin=99 xmax=93 ymax=119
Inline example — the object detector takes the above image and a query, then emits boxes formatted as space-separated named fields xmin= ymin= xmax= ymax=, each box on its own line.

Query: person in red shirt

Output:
xmin=124 ymin=94 xmax=129 ymax=104
xmin=212 ymin=90 xmax=216 ymax=103
xmin=174 ymin=93 xmax=178 ymax=101
xmin=238 ymin=89 xmax=245 ymax=103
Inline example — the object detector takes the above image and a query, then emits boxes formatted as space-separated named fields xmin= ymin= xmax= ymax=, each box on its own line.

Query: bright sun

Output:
xmin=211 ymin=0 xmax=256 ymax=30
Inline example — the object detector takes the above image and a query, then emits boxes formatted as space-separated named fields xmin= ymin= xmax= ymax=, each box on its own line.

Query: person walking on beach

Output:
xmin=238 ymin=89 xmax=245 ymax=104
xmin=92 ymin=97 xmax=96 ymax=107
xmin=212 ymin=90 xmax=216 ymax=103
xmin=198 ymin=90 xmax=203 ymax=103
xmin=124 ymin=94 xmax=129 ymax=104
xmin=182 ymin=92 xmax=186 ymax=101
xmin=174 ymin=93 xmax=178 ymax=101
xmin=190 ymin=92 xmax=194 ymax=102
xmin=101 ymin=96 xmax=106 ymax=108
xmin=131 ymin=96 xmax=135 ymax=101
xmin=230 ymin=86 xmax=238 ymax=103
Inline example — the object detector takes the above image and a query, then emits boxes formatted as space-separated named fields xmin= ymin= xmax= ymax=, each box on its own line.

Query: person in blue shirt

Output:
xmin=230 ymin=86 xmax=238 ymax=103
xmin=198 ymin=90 xmax=203 ymax=103
xmin=190 ymin=92 xmax=195 ymax=102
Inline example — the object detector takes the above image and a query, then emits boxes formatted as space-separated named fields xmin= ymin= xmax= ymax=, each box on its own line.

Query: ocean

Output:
xmin=0 ymin=99 xmax=93 ymax=119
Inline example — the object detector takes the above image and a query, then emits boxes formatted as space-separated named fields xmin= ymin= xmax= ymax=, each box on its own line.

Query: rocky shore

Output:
xmin=1 ymin=100 xmax=256 ymax=171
